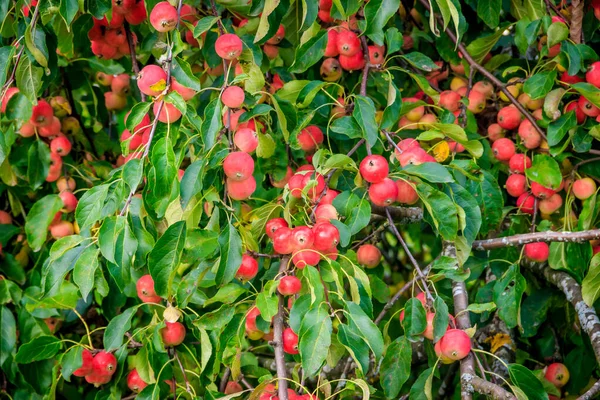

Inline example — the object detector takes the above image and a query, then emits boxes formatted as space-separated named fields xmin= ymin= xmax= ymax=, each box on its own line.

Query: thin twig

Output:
xmin=219 ymin=368 xmax=231 ymax=393
xmin=385 ymin=208 xmax=434 ymax=302
xmin=472 ymin=229 xmax=600 ymax=251
xmin=578 ymin=380 xmax=600 ymax=400
xmin=273 ymin=257 xmax=291 ymax=400
xmin=240 ymin=376 xmax=254 ymax=390
xmin=173 ymin=349 xmax=193 ymax=394
xmin=123 ymin=21 xmax=146 ymax=102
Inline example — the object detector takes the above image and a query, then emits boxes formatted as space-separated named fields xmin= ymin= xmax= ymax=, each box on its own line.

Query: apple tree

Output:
xmin=2 ymin=0 xmax=600 ymax=399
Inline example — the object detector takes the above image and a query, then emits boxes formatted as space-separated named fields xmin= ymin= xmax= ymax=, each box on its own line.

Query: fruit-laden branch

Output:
xmin=371 ymin=204 xmax=423 ymax=224
xmin=443 ymin=243 xmax=516 ymax=400
xmin=525 ymin=261 xmax=600 ymax=366
xmin=272 ymin=256 xmax=290 ymax=400
xmin=472 ymin=229 xmax=600 ymax=251
xmin=120 ymin=0 xmax=184 ymax=215
xmin=416 ymin=0 xmax=546 ymax=141
xmin=1 ymin=1 xmax=40 ymax=96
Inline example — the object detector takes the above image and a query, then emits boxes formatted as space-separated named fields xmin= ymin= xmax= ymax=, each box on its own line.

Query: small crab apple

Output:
xmin=59 ymin=191 xmax=78 ymax=213
xmin=85 ymin=371 xmax=112 ymax=386
xmin=227 ymin=176 xmax=256 ymax=200
xmin=359 ymin=155 xmax=389 ymax=183
xmin=473 ymin=80 xmax=494 ymax=98
xmin=516 ymin=193 xmax=535 ymax=215
xmin=266 ymin=24 xmax=285 ymax=45
xmin=404 ymin=97 xmax=425 ymax=122
xmin=271 ymin=166 xmax=293 ymax=188
xmin=161 ymin=322 xmax=186 ymax=347
xmin=314 ymin=204 xmax=338 ymax=222
xmin=368 ymin=45 xmax=385 ymax=64
xmin=222 ymin=86 xmax=245 ymax=109
xmin=273 ymin=227 xmax=294 ymax=254
xmin=154 ymin=101 xmax=182 ymax=123
xmin=278 ymin=276 xmax=302 ymax=296
xmin=578 ymin=96 xmax=600 ymax=117
xmin=396 ymin=180 xmax=419 ymax=205
xmin=324 ymin=29 xmax=339 ymax=57
xmin=92 ymin=351 xmax=117 ymax=376
xmin=245 ymin=307 xmax=263 ymax=339
xmin=369 ymin=178 xmax=398 ymax=207
xmin=492 ymin=138 xmax=516 ymax=161
xmin=225 ymin=381 xmax=243 ymax=394
xmin=215 ymin=33 xmax=243 ymax=60
xmin=170 ymin=77 xmax=196 ymax=101
xmin=234 ymin=128 xmax=258 ymax=153
xmin=73 ymin=349 xmax=94 ymax=377
xmin=497 ymin=105 xmax=522 ymax=130
xmin=136 ymin=274 xmax=162 ymax=303
xmin=320 ymin=189 xmax=339 ymax=205
xmin=336 ymin=29 xmax=360 ymax=56
xmin=357 ymin=244 xmax=381 ymax=268
xmin=505 ymin=174 xmax=527 ymax=197
xmin=509 ymin=154 xmax=531 ymax=173
xmin=524 ymin=242 xmax=549 ymax=262
xmin=439 ymin=329 xmax=471 ymax=361
xmin=38 ymin=116 xmax=61 ymax=137
xmin=1 ymin=87 xmax=19 ymax=113
xmin=282 ymin=328 xmax=299 ymax=354
xmin=531 ymin=182 xmax=555 ymax=199
xmin=518 ymin=119 xmax=542 ymax=149
xmin=545 ymin=363 xmax=570 ymax=388
xmin=0 ymin=211 xmax=11 ymax=225
xmin=263 ymin=44 xmax=279 ymax=59
xmin=105 ymin=92 xmax=127 ymax=111
xmin=422 ymin=312 xmax=436 ymax=340
xmin=467 ymin=90 xmax=486 ymax=114
xmin=96 ymin=72 xmax=114 ymax=86
xmin=572 ymin=177 xmax=597 ymax=200
xmin=30 ymin=99 xmax=54 ymax=127
xmin=110 ymin=73 xmax=130 ymax=96
xmin=565 ymin=100 xmax=587 ymax=124
xmin=291 ymin=226 xmax=315 ymax=251
xmin=320 ymin=57 xmax=343 ymax=81
xmin=223 ymin=152 xmax=254 ymax=181
xmin=487 ymin=123 xmax=506 ymax=141
xmin=50 ymin=136 xmax=72 ymax=156
xmin=539 ymin=193 xmax=563 ymax=214
xmin=438 ymin=90 xmax=461 ymax=112
xmin=127 ymin=369 xmax=147 ymax=392
xmin=150 ymin=1 xmax=178 ymax=32
xmin=266 ymin=218 xmax=288 ymax=238
xmin=586 ymin=61 xmax=600 ymax=88
xmin=313 ymin=222 xmax=340 ymax=251
xmin=121 ymin=129 xmax=142 ymax=150
xmin=339 ymin=51 xmax=366 ymax=71
xmin=138 ymin=65 xmax=167 ymax=97
xmin=236 ymin=254 xmax=258 ymax=280
xmin=434 ymin=341 xmax=455 ymax=364
xmin=297 ymin=125 xmax=324 ymax=152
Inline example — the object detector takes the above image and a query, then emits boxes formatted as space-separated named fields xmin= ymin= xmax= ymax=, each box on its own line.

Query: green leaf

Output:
xmin=193 ymin=16 xmax=220 ymax=38
xmin=216 ymin=223 xmax=243 ymax=285
xmin=148 ymin=221 xmax=186 ymax=297
xmin=24 ymin=24 xmax=48 ymax=68
xmin=353 ymin=96 xmax=379 ymax=148
xmin=27 ymin=140 xmax=51 ymax=190
xmin=125 ymin=102 xmax=152 ymax=133
xmin=571 ymin=82 xmax=600 ymax=109
xmin=510 ymin=0 xmax=545 ymax=20
xmin=290 ymin=30 xmax=328 ymax=73
xmin=25 ymin=195 xmax=64 ymax=252
xmin=73 ymin=246 xmax=100 ymax=299
xmin=446 ymin=183 xmax=482 ymax=246
xmin=0 ymin=307 xmax=16 ymax=366
xmin=337 ymin=324 xmax=370 ymax=373
xmin=87 ymin=0 xmax=111 ymax=18
xmin=465 ymin=28 xmax=506 ymax=64
xmin=433 ymin=297 xmax=449 ymax=342
xmin=417 ymin=183 xmax=459 ymax=241
xmin=256 ymin=282 xmax=278 ymax=321
xmin=15 ymin=336 xmax=61 ymax=364
xmin=403 ymin=163 xmax=454 ymax=183
xmin=547 ymin=111 xmax=576 ymax=147
xmin=171 ymin=57 xmax=201 ymax=92
xmin=61 ymin=346 xmax=83 ymax=382
xmin=76 ymin=184 xmax=110 ymax=229
xmin=202 ymin=98 xmax=222 ymax=149
xmin=380 ymin=336 xmax=412 ymax=399
xmin=104 ymin=307 xmax=137 ymax=351
xmin=401 ymin=52 xmax=440 ymax=72
xmin=463 ymin=170 xmax=503 ymax=237
xmin=547 ymin=22 xmax=569 ymax=47
xmin=330 ymin=116 xmax=364 ymax=139
xmin=299 ymin=304 xmax=332 ymax=376
xmin=0 ymin=47 xmax=16 ymax=89
xmin=410 ymin=367 xmax=435 ymax=400
xmin=402 ymin=297 xmax=427 ymax=339
xmin=548 ymin=241 xmax=590 ymax=282
xmin=59 ymin=0 xmax=79 ymax=27
xmin=477 ymin=0 xmax=501 ymax=28
xmin=194 ymin=304 xmax=235 ymax=331
xmin=523 ymin=70 xmax=557 ymax=100
xmin=508 ymin=364 xmax=549 ymax=400
xmin=363 ymin=0 xmax=401 ymax=45
xmin=346 ymin=301 xmax=384 ymax=360
xmin=16 ymin=55 xmax=43 ymax=104
xmin=525 ymin=154 xmax=562 ymax=190
xmin=493 ymin=264 xmax=526 ymax=329
xmin=515 ymin=19 xmax=542 ymax=55
xmin=180 ymin=160 xmax=204 ymax=210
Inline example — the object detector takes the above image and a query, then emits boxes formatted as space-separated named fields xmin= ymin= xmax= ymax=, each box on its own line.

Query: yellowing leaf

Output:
xmin=432 ymin=141 xmax=450 ymax=162
xmin=149 ymin=79 xmax=167 ymax=94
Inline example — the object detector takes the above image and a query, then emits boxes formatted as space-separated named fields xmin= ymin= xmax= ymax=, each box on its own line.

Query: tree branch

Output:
xmin=578 ymin=380 xmax=600 ymax=400
xmin=371 ymin=204 xmax=423 ymax=224
xmin=417 ymin=0 xmax=546 ymax=141
xmin=472 ymin=229 xmax=600 ymax=251
xmin=525 ymin=261 xmax=600 ymax=366
xmin=569 ymin=0 xmax=583 ymax=44
xmin=123 ymin=21 xmax=146 ymax=102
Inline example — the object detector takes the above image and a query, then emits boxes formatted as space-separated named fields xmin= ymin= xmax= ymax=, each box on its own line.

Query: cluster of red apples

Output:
xmin=88 ymin=3 xmax=143 ymax=60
